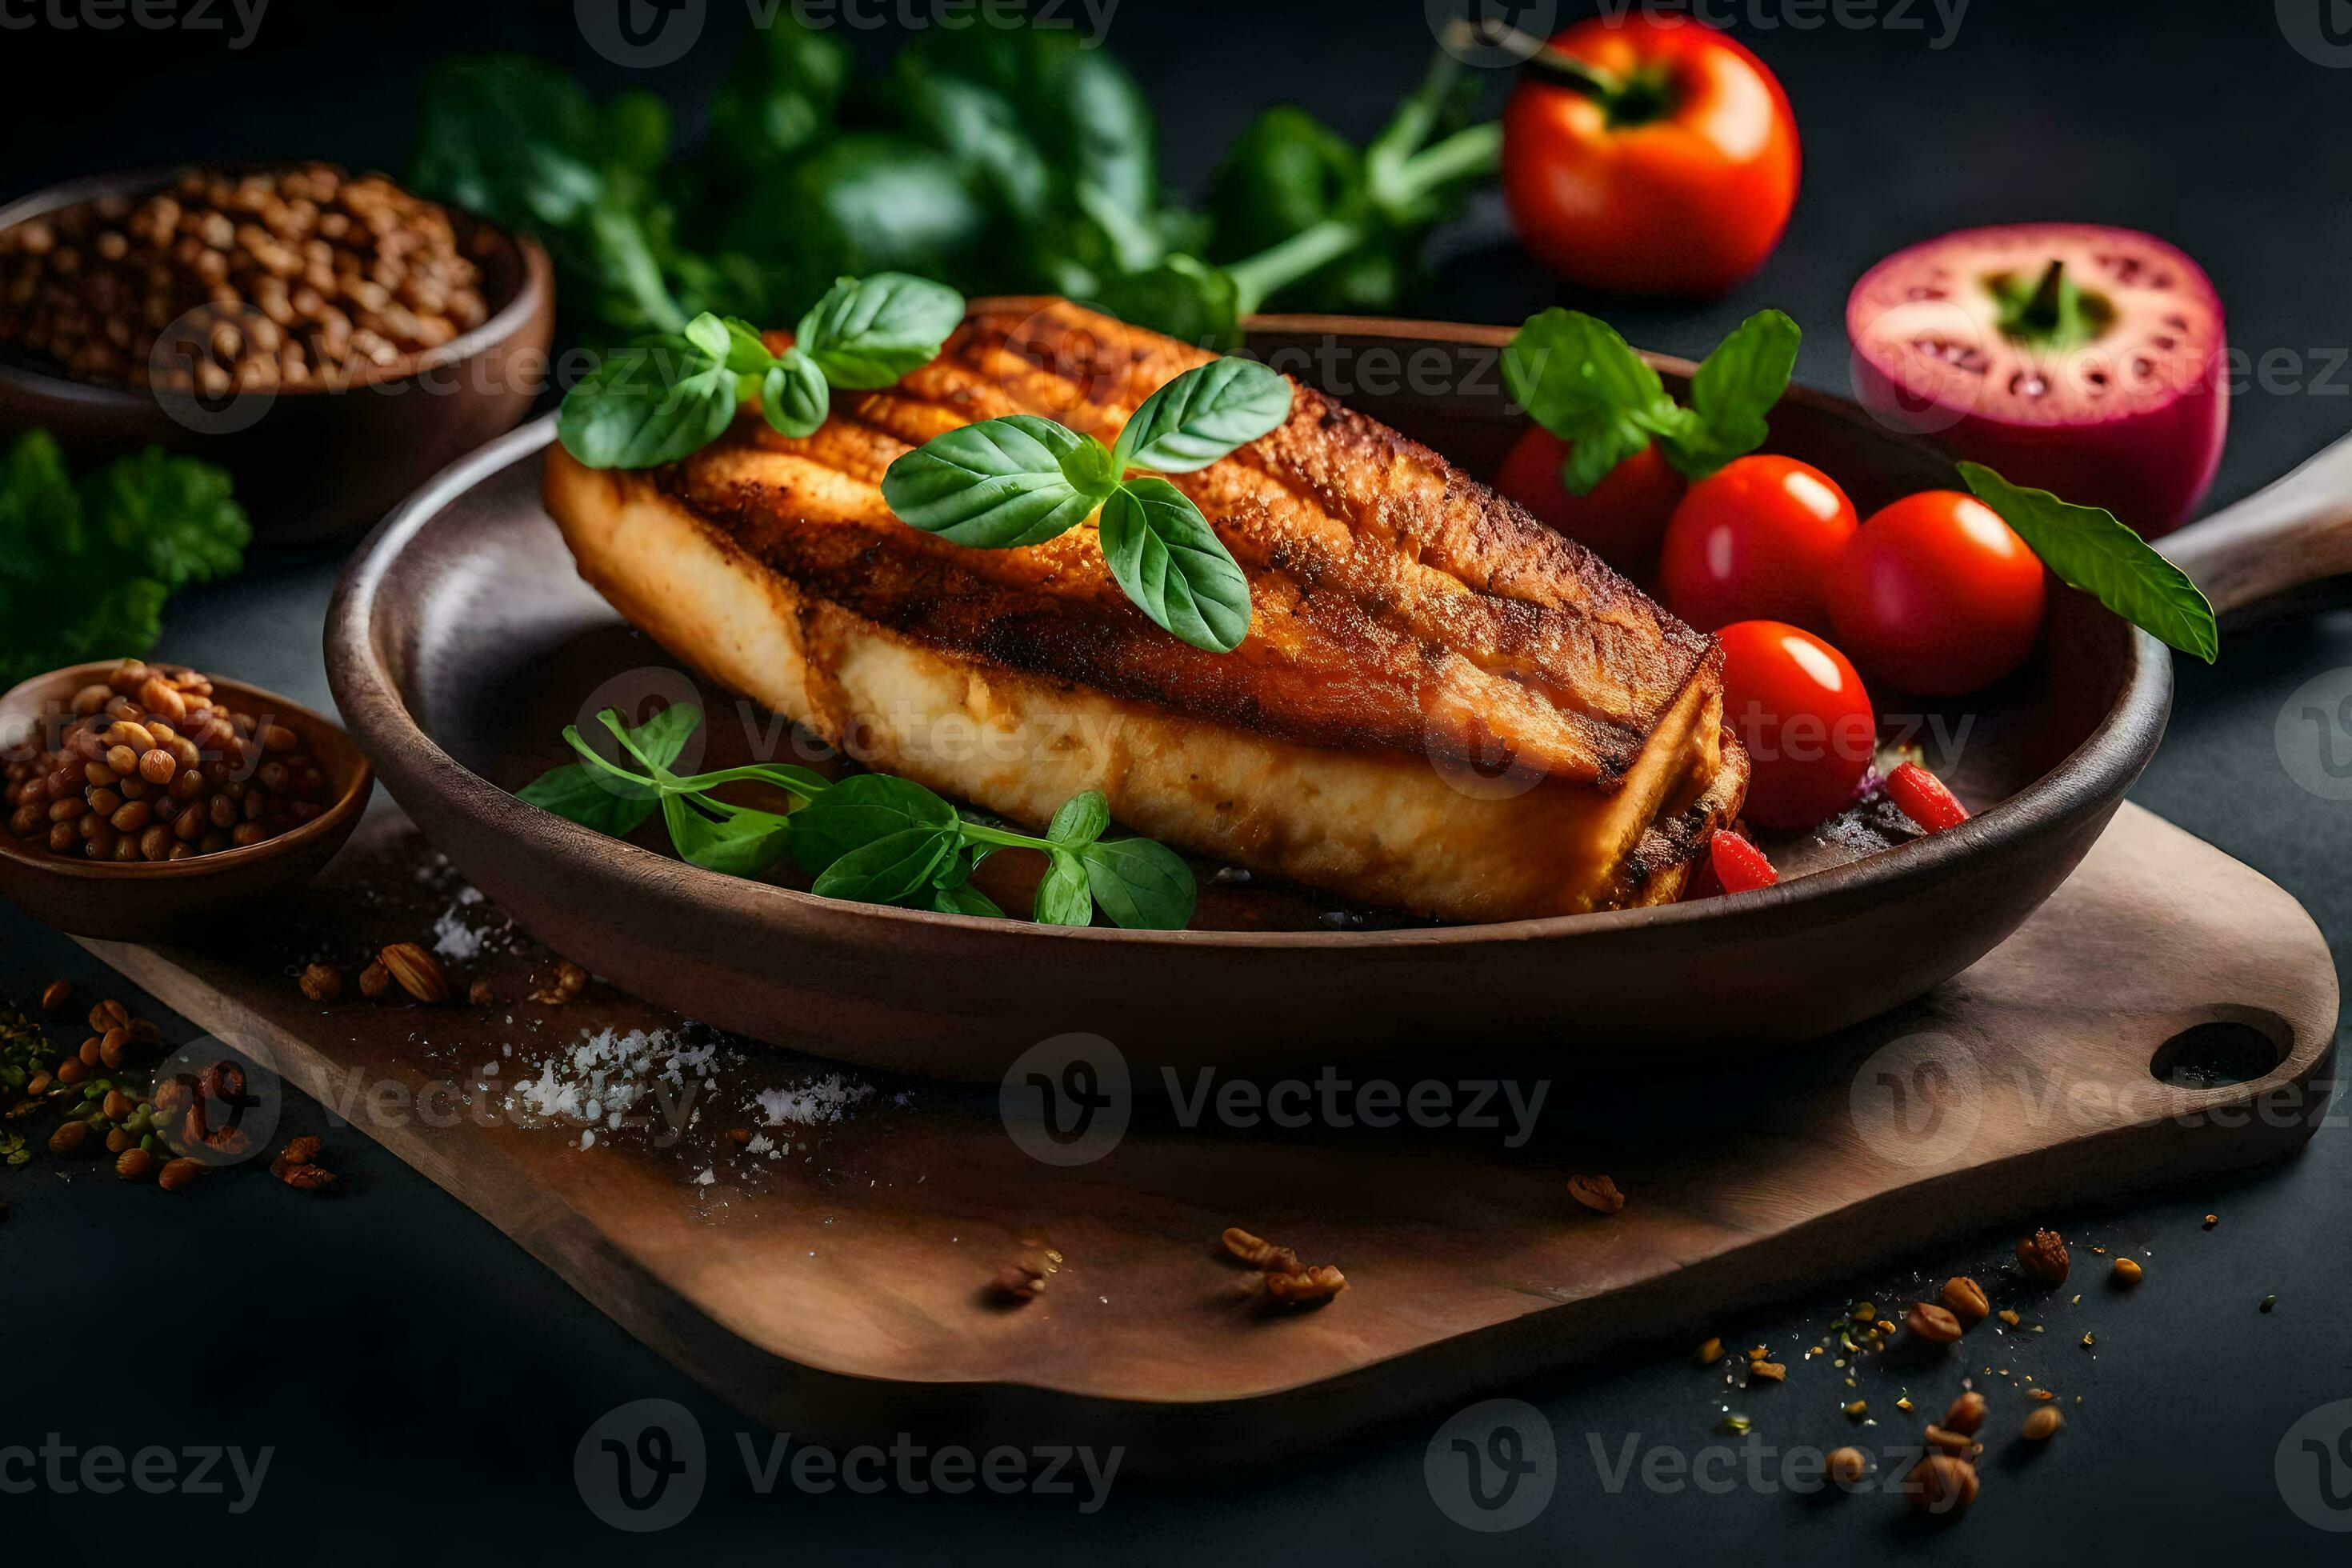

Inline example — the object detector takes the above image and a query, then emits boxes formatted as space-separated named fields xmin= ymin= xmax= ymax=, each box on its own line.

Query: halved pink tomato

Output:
xmin=1846 ymin=223 xmax=2227 ymax=535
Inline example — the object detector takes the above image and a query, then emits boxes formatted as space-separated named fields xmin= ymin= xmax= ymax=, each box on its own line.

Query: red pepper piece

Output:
xmin=1708 ymin=829 xmax=1779 ymax=894
xmin=1886 ymin=761 xmax=1970 ymax=834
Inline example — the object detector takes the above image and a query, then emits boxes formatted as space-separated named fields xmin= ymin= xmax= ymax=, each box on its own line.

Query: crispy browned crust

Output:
xmin=1626 ymin=726 xmax=1753 ymax=906
xmin=654 ymin=299 xmax=1719 ymax=787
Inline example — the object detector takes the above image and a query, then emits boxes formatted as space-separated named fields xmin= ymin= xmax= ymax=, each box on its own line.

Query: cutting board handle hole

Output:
xmin=2148 ymin=1014 xmax=2288 ymax=1088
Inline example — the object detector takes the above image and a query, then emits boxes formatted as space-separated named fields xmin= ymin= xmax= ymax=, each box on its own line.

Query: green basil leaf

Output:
xmin=788 ymin=773 xmax=960 ymax=876
xmin=663 ymin=795 xmax=793 ymax=878
xmin=598 ymin=703 xmax=702 ymax=775
xmin=881 ymin=414 xmax=1115 ymax=548
xmin=1958 ymin=463 xmax=2219 ymax=663
xmin=1034 ymin=850 xmax=1096 ymax=926
xmin=759 ymin=349 xmax=832 ymax=439
xmin=810 ymin=825 xmax=960 ymax=905
xmin=682 ymin=312 xmax=734 ymax=362
xmin=1111 ymin=357 xmax=1294 ymax=474
xmin=1501 ymin=309 xmax=1694 ymax=497
xmin=1661 ymin=309 xmax=1800 ymax=480
xmin=1079 ymin=837 xmax=1196 ymax=930
xmin=517 ymin=761 xmax=659 ymax=837
xmin=794 ymin=272 xmax=967 ymax=390
xmin=1046 ymin=790 xmax=1110 ymax=848
xmin=555 ymin=340 xmax=740 ymax=469
xmin=933 ymin=878 xmax=1006 ymax=918
xmin=1096 ymin=478 xmax=1252 ymax=653
xmin=720 ymin=316 xmax=778 ymax=376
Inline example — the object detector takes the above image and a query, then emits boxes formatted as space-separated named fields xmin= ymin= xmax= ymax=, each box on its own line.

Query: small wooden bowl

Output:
xmin=0 ymin=166 xmax=555 ymax=544
xmin=0 ymin=662 xmax=372 ymax=940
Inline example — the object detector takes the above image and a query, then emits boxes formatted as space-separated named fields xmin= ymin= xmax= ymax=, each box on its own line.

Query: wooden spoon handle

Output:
xmin=2158 ymin=434 xmax=2352 ymax=616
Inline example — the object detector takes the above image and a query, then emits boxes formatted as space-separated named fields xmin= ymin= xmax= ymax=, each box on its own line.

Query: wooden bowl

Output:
xmin=0 ymin=167 xmax=555 ymax=543
xmin=0 ymin=663 xmax=373 ymax=940
xmin=326 ymin=317 xmax=2180 ymax=1080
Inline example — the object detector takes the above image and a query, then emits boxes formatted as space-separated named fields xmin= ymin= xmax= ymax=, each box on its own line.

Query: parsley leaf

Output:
xmin=0 ymin=430 xmax=247 ymax=689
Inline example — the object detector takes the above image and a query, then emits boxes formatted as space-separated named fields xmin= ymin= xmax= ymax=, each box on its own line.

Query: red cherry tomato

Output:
xmin=1502 ymin=15 xmax=1801 ymax=297
xmin=1494 ymin=428 xmax=1686 ymax=578
xmin=1826 ymin=490 xmax=2048 ymax=695
xmin=1886 ymin=761 xmax=1970 ymax=834
xmin=1658 ymin=456 xmax=1858 ymax=632
xmin=1708 ymin=829 xmax=1779 ymax=894
xmin=1716 ymin=619 xmax=1877 ymax=830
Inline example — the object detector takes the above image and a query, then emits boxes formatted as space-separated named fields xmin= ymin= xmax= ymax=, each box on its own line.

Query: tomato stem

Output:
xmin=1990 ymin=259 xmax=2106 ymax=351
xmin=1454 ymin=15 xmax=1674 ymax=126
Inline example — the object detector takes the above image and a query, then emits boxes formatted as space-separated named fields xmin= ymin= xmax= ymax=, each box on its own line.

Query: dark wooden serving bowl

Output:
xmin=0 ymin=663 xmax=372 ymax=940
xmin=323 ymin=306 xmax=2327 ymax=1082
xmin=0 ymin=167 xmax=555 ymax=543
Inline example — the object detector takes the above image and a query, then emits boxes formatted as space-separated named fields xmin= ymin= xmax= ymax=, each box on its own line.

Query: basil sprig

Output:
xmin=517 ymin=705 xmax=1195 ymax=929
xmin=880 ymin=357 xmax=1292 ymax=653
xmin=1958 ymin=462 xmax=2219 ymax=662
xmin=557 ymin=272 xmax=965 ymax=469
xmin=1501 ymin=308 xmax=1800 ymax=495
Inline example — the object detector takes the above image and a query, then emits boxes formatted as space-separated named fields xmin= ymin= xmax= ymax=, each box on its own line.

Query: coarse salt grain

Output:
xmin=755 ymin=1074 xmax=873 ymax=1126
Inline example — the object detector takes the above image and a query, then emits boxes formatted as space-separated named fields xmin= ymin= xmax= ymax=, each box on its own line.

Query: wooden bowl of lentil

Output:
xmin=0 ymin=661 xmax=372 ymax=940
xmin=0 ymin=164 xmax=554 ymax=544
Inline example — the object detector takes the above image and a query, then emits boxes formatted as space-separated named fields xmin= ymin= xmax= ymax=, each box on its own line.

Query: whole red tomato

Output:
xmin=1826 ymin=490 xmax=2047 ymax=695
xmin=1502 ymin=16 xmax=1801 ymax=296
xmin=1716 ymin=619 xmax=1876 ymax=830
xmin=1658 ymin=455 xmax=1858 ymax=632
xmin=1494 ymin=428 xmax=1686 ymax=578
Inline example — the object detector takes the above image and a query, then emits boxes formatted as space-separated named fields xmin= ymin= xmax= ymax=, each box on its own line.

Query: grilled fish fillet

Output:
xmin=541 ymin=300 xmax=1746 ymax=922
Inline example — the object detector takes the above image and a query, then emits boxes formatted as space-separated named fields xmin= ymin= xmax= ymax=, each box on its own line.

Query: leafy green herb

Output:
xmin=1098 ymin=478 xmax=1254 ymax=654
xmin=515 ymin=710 xmax=1194 ymax=930
xmin=1501 ymin=309 xmax=1800 ymax=494
xmin=876 ymin=415 xmax=1116 ymax=548
xmin=793 ymin=272 xmax=968 ymax=390
xmin=1078 ymin=836 xmax=1196 ymax=931
xmin=0 ymin=430 xmax=250 ymax=689
xmin=555 ymin=274 xmax=966 ymax=469
xmin=881 ymin=357 xmax=1290 ymax=652
xmin=410 ymin=20 xmax=1501 ymax=353
xmin=1958 ymin=462 xmax=2219 ymax=662
xmin=1034 ymin=852 xmax=1095 ymax=927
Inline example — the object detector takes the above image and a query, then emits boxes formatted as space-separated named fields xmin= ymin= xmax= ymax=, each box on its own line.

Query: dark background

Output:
xmin=4 ymin=0 xmax=2350 ymax=1558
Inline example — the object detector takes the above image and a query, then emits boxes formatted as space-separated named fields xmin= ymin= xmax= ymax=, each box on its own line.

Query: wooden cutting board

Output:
xmin=76 ymin=801 xmax=2338 ymax=1473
